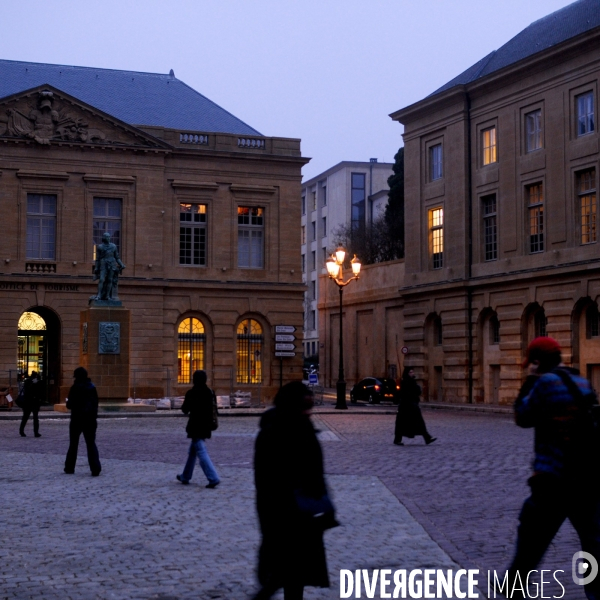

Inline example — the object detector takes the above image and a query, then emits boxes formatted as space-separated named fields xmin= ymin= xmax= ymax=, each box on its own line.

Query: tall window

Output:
xmin=301 ymin=195 xmax=306 ymax=215
xmin=179 ymin=203 xmax=206 ymax=265
xmin=236 ymin=318 xmax=263 ymax=384
xmin=311 ymin=221 xmax=316 ymax=241
xmin=311 ymin=251 xmax=316 ymax=271
xmin=351 ymin=173 xmax=366 ymax=230
xmin=527 ymin=184 xmax=544 ymax=253
xmin=301 ymin=225 xmax=306 ymax=245
xmin=526 ymin=110 xmax=543 ymax=152
xmin=238 ymin=207 xmax=264 ymax=268
xmin=429 ymin=207 xmax=444 ymax=269
xmin=534 ymin=309 xmax=547 ymax=338
xmin=93 ymin=198 xmax=122 ymax=260
xmin=482 ymin=195 xmax=497 ymax=261
xmin=312 ymin=191 xmax=317 ymax=211
xmin=490 ymin=315 xmax=500 ymax=345
xmin=482 ymin=127 xmax=497 ymax=165
xmin=587 ymin=304 xmax=600 ymax=339
xmin=301 ymin=253 xmax=306 ymax=273
xmin=27 ymin=194 xmax=57 ymax=260
xmin=322 ymin=217 xmax=327 ymax=238
xmin=578 ymin=169 xmax=597 ymax=244
xmin=430 ymin=144 xmax=443 ymax=181
xmin=177 ymin=317 xmax=206 ymax=383
xmin=311 ymin=280 xmax=316 ymax=300
xmin=311 ymin=310 xmax=316 ymax=330
xmin=321 ymin=185 xmax=327 ymax=206
xmin=577 ymin=92 xmax=595 ymax=137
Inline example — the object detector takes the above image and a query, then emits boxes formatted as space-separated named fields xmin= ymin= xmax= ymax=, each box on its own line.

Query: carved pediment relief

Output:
xmin=0 ymin=86 xmax=166 ymax=149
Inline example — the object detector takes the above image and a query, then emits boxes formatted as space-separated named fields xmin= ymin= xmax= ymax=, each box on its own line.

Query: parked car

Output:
xmin=350 ymin=377 xmax=400 ymax=404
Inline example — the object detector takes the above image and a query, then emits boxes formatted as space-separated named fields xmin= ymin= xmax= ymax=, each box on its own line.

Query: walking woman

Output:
xmin=252 ymin=382 xmax=338 ymax=600
xmin=394 ymin=367 xmax=437 ymax=446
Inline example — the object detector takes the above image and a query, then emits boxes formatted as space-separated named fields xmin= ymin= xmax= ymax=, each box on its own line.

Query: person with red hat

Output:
xmin=502 ymin=337 xmax=600 ymax=599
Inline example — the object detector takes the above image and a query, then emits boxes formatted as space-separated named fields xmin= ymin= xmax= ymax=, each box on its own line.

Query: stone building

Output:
xmin=319 ymin=0 xmax=600 ymax=404
xmin=301 ymin=160 xmax=393 ymax=362
xmin=0 ymin=59 xmax=307 ymax=404
xmin=390 ymin=0 xmax=600 ymax=403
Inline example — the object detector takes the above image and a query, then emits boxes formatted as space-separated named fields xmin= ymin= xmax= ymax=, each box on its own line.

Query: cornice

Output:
xmin=170 ymin=180 xmax=219 ymax=191
xmin=229 ymin=184 xmax=277 ymax=194
xmin=83 ymin=174 xmax=136 ymax=184
xmin=16 ymin=169 xmax=69 ymax=180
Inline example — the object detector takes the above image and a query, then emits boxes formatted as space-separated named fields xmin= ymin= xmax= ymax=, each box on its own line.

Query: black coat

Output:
xmin=395 ymin=377 xmax=428 ymax=438
xmin=181 ymin=384 xmax=214 ymax=439
xmin=22 ymin=378 xmax=43 ymax=409
xmin=67 ymin=380 xmax=99 ymax=418
xmin=254 ymin=408 xmax=330 ymax=589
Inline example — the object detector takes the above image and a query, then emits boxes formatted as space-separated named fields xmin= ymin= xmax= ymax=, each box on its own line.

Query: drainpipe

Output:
xmin=466 ymin=91 xmax=474 ymax=404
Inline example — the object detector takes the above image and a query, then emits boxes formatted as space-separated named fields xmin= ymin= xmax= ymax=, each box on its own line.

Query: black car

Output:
xmin=350 ymin=377 xmax=400 ymax=404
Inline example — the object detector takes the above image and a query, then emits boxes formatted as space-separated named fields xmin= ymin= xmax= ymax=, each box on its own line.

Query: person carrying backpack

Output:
xmin=64 ymin=367 xmax=101 ymax=476
xmin=504 ymin=337 xmax=600 ymax=599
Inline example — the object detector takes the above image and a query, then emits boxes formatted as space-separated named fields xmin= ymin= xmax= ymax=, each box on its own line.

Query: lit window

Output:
xmin=430 ymin=144 xmax=443 ymax=181
xmin=525 ymin=110 xmax=543 ymax=152
xmin=482 ymin=127 xmax=497 ymax=165
xmin=482 ymin=195 xmax=497 ymax=261
xmin=429 ymin=208 xmax=444 ymax=269
xmin=578 ymin=169 xmax=597 ymax=244
xmin=527 ymin=184 xmax=544 ymax=253
xmin=179 ymin=203 xmax=206 ymax=265
xmin=26 ymin=194 xmax=56 ymax=260
xmin=236 ymin=318 xmax=263 ymax=384
xmin=577 ymin=92 xmax=595 ymax=137
xmin=238 ymin=207 xmax=264 ymax=268
xmin=177 ymin=318 xmax=206 ymax=384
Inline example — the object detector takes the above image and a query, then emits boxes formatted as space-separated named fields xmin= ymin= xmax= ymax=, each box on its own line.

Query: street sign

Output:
xmin=275 ymin=343 xmax=295 ymax=351
xmin=275 ymin=351 xmax=296 ymax=357
xmin=401 ymin=346 xmax=409 ymax=355
xmin=308 ymin=373 xmax=318 ymax=385
xmin=275 ymin=325 xmax=296 ymax=333
xmin=275 ymin=334 xmax=295 ymax=342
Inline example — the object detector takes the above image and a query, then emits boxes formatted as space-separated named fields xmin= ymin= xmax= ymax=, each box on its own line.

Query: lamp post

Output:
xmin=326 ymin=247 xmax=361 ymax=410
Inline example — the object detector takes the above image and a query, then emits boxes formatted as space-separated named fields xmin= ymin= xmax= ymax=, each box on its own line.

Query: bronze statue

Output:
xmin=93 ymin=233 xmax=125 ymax=301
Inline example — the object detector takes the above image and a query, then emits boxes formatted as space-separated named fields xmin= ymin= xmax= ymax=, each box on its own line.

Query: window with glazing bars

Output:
xmin=535 ymin=310 xmax=547 ymax=338
xmin=587 ymin=304 xmax=600 ymax=338
xmin=577 ymin=92 xmax=595 ymax=137
xmin=238 ymin=207 xmax=264 ymax=268
xmin=490 ymin=316 xmax=500 ymax=344
xmin=482 ymin=127 xmax=497 ymax=165
xmin=527 ymin=184 xmax=544 ymax=253
xmin=482 ymin=195 xmax=497 ymax=261
xmin=430 ymin=144 xmax=443 ymax=181
xmin=93 ymin=198 xmax=122 ymax=260
xmin=236 ymin=319 xmax=263 ymax=384
xmin=429 ymin=208 xmax=444 ymax=269
xmin=179 ymin=204 xmax=207 ymax=265
xmin=27 ymin=194 xmax=57 ymax=260
xmin=177 ymin=317 xmax=206 ymax=383
xmin=578 ymin=169 xmax=597 ymax=244
xmin=526 ymin=110 xmax=543 ymax=152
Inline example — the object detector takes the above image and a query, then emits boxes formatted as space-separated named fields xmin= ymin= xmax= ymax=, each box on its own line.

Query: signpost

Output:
xmin=275 ymin=325 xmax=296 ymax=388
xmin=308 ymin=372 xmax=318 ymax=385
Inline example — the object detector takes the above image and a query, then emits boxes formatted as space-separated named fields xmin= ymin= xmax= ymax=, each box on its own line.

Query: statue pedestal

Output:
xmin=80 ymin=307 xmax=130 ymax=403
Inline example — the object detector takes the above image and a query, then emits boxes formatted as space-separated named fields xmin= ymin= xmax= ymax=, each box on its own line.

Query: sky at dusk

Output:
xmin=0 ymin=0 xmax=576 ymax=180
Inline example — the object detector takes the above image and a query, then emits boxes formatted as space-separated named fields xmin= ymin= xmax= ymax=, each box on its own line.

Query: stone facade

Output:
xmin=0 ymin=84 xmax=307 ymax=404
xmin=390 ymin=13 xmax=600 ymax=404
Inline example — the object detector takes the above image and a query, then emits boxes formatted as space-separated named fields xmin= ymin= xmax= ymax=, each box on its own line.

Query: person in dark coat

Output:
xmin=19 ymin=371 xmax=42 ymax=437
xmin=64 ymin=367 xmax=101 ymax=476
xmin=394 ymin=367 xmax=436 ymax=445
xmin=176 ymin=370 xmax=220 ymax=488
xmin=252 ymin=381 xmax=337 ymax=600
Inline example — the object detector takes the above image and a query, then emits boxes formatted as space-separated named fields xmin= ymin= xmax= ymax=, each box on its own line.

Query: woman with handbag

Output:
xmin=253 ymin=381 xmax=338 ymax=600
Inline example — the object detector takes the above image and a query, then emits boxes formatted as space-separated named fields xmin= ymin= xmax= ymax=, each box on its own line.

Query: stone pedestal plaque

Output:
xmin=80 ymin=307 xmax=130 ymax=403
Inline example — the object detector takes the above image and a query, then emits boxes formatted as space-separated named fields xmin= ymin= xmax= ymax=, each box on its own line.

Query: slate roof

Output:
xmin=0 ymin=59 xmax=262 ymax=136
xmin=431 ymin=0 xmax=600 ymax=96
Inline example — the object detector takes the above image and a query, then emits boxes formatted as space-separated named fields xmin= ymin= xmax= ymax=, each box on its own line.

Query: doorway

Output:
xmin=17 ymin=308 xmax=61 ymax=405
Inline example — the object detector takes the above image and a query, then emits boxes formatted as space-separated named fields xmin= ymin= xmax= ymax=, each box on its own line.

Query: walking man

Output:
xmin=505 ymin=337 xmax=600 ymax=599
xmin=176 ymin=370 xmax=220 ymax=488
xmin=64 ymin=367 xmax=101 ymax=476
xmin=19 ymin=371 xmax=42 ymax=437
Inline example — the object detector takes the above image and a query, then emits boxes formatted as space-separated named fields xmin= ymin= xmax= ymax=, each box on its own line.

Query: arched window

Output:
xmin=178 ymin=317 xmax=206 ymax=384
xmin=433 ymin=315 xmax=443 ymax=346
xmin=237 ymin=319 xmax=263 ymax=384
xmin=587 ymin=304 xmax=600 ymax=339
xmin=489 ymin=315 xmax=500 ymax=345
xmin=534 ymin=309 xmax=547 ymax=338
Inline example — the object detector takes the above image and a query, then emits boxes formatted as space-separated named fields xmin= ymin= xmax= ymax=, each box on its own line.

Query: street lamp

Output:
xmin=326 ymin=247 xmax=361 ymax=409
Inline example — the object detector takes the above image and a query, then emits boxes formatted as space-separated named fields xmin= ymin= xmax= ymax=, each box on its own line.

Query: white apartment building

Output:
xmin=301 ymin=159 xmax=394 ymax=361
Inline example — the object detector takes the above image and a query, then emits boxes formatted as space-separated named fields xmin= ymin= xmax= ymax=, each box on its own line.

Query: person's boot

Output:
xmin=19 ymin=430 xmax=26 ymax=437
xmin=425 ymin=434 xmax=437 ymax=445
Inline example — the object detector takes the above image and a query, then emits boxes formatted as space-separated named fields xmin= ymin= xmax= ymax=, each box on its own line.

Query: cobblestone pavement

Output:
xmin=0 ymin=410 xmax=586 ymax=599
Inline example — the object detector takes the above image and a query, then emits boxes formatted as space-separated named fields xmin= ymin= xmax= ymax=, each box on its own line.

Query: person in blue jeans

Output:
xmin=177 ymin=370 xmax=220 ymax=488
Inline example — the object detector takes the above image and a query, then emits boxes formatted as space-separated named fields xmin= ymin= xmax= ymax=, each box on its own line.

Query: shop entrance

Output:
xmin=17 ymin=308 xmax=61 ymax=405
